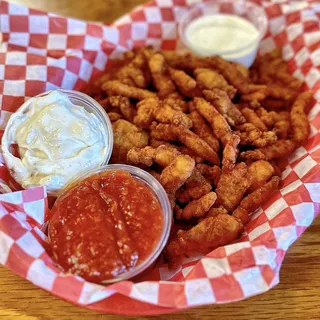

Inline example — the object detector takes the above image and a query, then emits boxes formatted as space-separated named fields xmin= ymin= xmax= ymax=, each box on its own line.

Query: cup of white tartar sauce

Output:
xmin=178 ymin=0 xmax=268 ymax=67
xmin=1 ymin=90 xmax=113 ymax=196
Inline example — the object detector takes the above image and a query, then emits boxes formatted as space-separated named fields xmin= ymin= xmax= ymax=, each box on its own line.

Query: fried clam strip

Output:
xmin=115 ymin=50 xmax=150 ymax=88
xmin=290 ymin=91 xmax=313 ymax=145
xmin=165 ymin=214 xmax=243 ymax=268
xmin=168 ymin=67 xmax=202 ymax=97
xmin=240 ymin=139 xmax=297 ymax=161
xmin=196 ymin=164 xmax=222 ymax=187
xmin=194 ymin=68 xmax=237 ymax=99
xmin=247 ymin=160 xmax=275 ymax=193
xmin=203 ymin=89 xmax=245 ymax=126
xmin=233 ymin=176 xmax=280 ymax=224
xmin=241 ymin=84 xmax=297 ymax=103
xmin=254 ymin=48 xmax=303 ymax=89
xmin=176 ymin=192 xmax=217 ymax=220
xmin=273 ymin=120 xmax=291 ymax=139
xmin=112 ymin=120 xmax=149 ymax=163
xmin=127 ymin=145 xmax=180 ymax=167
xmin=108 ymin=96 xmax=136 ymax=122
xmin=221 ymin=133 xmax=240 ymax=171
xmin=150 ymin=138 xmax=204 ymax=164
xmin=160 ymin=155 xmax=195 ymax=193
xmin=266 ymin=84 xmax=297 ymax=101
xmin=155 ymin=103 xmax=192 ymax=129
xmin=134 ymin=98 xmax=192 ymax=129
xmin=255 ymin=107 xmax=276 ymax=128
xmin=188 ymin=109 xmax=220 ymax=152
xmin=241 ymin=108 xmax=268 ymax=131
xmin=134 ymin=97 xmax=158 ymax=128
xmin=215 ymin=163 xmax=252 ymax=212
xmin=108 ymin=112 xmax=122 ymax=122
xmin=148 ymin=53 xmax=176 ymax=98
xmin=238 ymin=128 xmax=278 ymax=148
xmin=102 ymin=80 xmax=156 ymax=100
xmin=200 ymin=206 xmax=229 ymax=222
xmin=194 ymin=97 xmax=231 ymax=141
xmin=151 ymin=123 xmax=220 ymax=166
xmin=176 ymin=169 xmax=212 ymax=203
xmin=206 ymin=56 xmax=250 ymax=94
xmin=163 ymin=92 xmax=188 ymax=113
xmin=177 ymin=146 xmax=204 ymax=164
xmin=161 ymin=51 xmax=210 ymax=72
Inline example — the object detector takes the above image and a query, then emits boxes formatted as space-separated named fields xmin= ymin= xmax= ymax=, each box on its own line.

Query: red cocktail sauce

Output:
xmin=49 ymin=170 xmax=164 ymax=283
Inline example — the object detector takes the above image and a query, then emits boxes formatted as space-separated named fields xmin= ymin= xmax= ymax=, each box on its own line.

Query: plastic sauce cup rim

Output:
xmin=51 ymin=164 xmax=172 ymax=284
xmin=178 ymin=0 xmax=268 ymax=56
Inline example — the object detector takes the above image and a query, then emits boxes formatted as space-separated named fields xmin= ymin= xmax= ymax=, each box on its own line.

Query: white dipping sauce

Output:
xmin=1 ymin=91 xmax=108 ymax=196
xmin=185 ymin=14 xmax=260 ymax=67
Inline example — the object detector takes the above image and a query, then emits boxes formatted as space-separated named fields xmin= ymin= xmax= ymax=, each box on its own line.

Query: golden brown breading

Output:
xmin=108 ymin=96 xmax=136 ymax=122
xmin=115 ymin=50 xmax=150 ymax=88
xmin=127 ymin=146 xmax=156 ymax=166
xmin=255 ymin=107 xmax=276 ymax=128
xmin=266 ymin=84 xmax=297 ymax=101
xmin=240 ymin=140 xmax=296 ymax=161
xmin=273 ymin=120 xmax=291 ymax=139
xmin=155 ymin=103 xmax=193 ymax=129
xmin=160 ymin=155 xmax=195 ymax=193
xmin=241 ymin=108 xmax=268 ymax=131
xmin=196 ymin=163 xmax=222 ymax=187
xmin=247 ymin=160 xmax=275 ymax=193
xmin=233 ymin=176 xmax=280 ymax=224
xmin=148 ymin=53 xmax=176 ymax=98
xmin=203 ymin=89 xmax=245 ymax=126
xmin=221 ymin=133 xmax=240 ymax=171
xmin=290 ymin=91 xmax=313 ymax=145
xmin=194 ymin=97 xmax=232 ymax=140
xmin=165 ymin=214 xmax=243 ymax=268
xmin=176 ymin=192 xmax=217 ymax=220
xmin=201 ymin=206 xmax=229 ymax=221
xmin=108 ymin=112 xmax=122 ymax=122
xmin=134 ymin=97 xmax=158 ymax=128
xmin=168 ymin=67 xmax=201 ymax=97
xmin=127 ymin=145 xmax=180 ymax=167
xmin=163 ymin=92 xmax=188 ymax=113
xmin=161 ymin=51 xmax=210 ymax=72
xmin=151 ymin=123 xmax=220 ymax=165
xmin=206 ymin=56 xmax=250 ymax=94
xmin=176 ymin=169 xmax=212 ymax=203
xmin=112 ymin=120 xmax=149 ymax=163
xmin=238 ymin=129 xmax=278 ymax=148
xmin=188 ymin=110 xmax=220 ymax=152
xmin=215 ymin=163 xmax=252 ymax=212
xmin=102 ymin=80 xmax=156 ymax=100
xmin=194 ymin=68 xmax=237 ymax=98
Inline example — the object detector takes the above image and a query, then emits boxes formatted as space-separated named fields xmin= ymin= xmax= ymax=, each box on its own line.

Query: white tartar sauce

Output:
xmin=1 ymin=91 xmax=108 ymax=196
xmin=185 ymin=14 xmax=260 ymax=67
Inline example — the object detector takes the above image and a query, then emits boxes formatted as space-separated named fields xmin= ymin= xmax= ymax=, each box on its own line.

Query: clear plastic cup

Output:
xmin=178 ymin=0 xmax=268 ymax=67
xmin=50 ymin=164 xmax=172 ymax=284
xmin=1 ymin=89 xmax=113 ymax=197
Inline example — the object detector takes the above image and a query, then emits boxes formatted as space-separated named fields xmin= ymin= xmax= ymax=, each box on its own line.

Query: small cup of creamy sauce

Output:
xmin=1 ymin=90 xmax=113 ymax=196
xmin=178 ymin=0 xmax=268 ymax=67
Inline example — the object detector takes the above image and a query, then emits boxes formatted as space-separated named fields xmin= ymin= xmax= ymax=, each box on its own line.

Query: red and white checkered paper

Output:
xmin=0 ymin=0 xmax=319 ymax=315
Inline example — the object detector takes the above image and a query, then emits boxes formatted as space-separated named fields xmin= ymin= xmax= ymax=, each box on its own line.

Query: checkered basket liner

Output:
xmin=0 ymin=0 xmax=319 ymax=315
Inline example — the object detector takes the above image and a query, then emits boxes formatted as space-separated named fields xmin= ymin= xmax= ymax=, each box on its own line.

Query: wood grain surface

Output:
xmin=2 ymin=1 xmax=320 ymax=319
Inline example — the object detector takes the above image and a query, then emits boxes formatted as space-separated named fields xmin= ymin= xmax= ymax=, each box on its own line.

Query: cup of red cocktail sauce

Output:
xmin=48 ymin=164 xmax=172 ymax=284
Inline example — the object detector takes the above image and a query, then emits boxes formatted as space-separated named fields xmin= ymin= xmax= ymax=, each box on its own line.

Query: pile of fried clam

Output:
xmin=88 ymin=47 xmax=312 ymax=268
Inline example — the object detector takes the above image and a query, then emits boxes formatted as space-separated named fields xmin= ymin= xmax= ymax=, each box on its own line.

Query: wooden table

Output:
xmin=2 ymin=0 xmax=320 ymax=319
